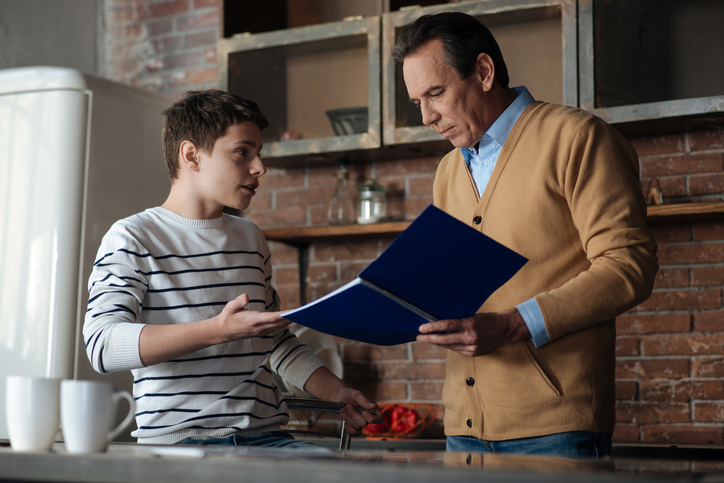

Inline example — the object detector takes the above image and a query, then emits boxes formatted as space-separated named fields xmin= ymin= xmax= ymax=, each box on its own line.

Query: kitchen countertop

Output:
xmin=2 ymin=440 xmax=724 ymax=483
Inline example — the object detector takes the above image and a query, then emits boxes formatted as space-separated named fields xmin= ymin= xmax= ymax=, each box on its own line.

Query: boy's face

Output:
xmin=196 ymin=120 xmax=266 ymax=214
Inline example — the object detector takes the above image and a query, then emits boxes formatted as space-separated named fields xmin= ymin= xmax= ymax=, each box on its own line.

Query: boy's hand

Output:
xmin=303 ymin=367 xmax=383 ymax=435
xmin=336 ymin=388 xmax=384 ymax=435
xmin=217 ymin=293 xmax=290 ymax=342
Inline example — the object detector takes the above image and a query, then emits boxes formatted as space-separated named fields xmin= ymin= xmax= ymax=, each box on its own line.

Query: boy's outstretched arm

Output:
xmin=302 ymin=366 xmax=384 ymax=435
xmin=139 ymin=293 xmax=289 ymax=366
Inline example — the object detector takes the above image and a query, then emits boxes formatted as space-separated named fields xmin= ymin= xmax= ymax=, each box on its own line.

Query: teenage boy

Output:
xmin=84 ymin=90 xmax=380 ymax=446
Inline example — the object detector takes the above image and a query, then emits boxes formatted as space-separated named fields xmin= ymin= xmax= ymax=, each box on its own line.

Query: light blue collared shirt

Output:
xmin=461 ymin=86 xmax=549 ymax=348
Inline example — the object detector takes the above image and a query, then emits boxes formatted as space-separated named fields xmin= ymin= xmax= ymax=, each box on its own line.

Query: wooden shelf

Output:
xmin=264 ymin=220 xmax=411 ymax=245
xmin=646 ymin=202 xmax=724 ymax=224
xmin=263 ymin=203 xmax=724 ymax=245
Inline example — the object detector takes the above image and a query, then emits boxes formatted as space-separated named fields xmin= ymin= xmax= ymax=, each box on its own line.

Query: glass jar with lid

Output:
xmin=356 ymin=179 xmax=387 ymax=225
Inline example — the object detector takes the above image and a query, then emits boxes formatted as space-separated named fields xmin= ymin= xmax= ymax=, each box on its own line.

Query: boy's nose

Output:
xmin=251 ymin=154 xmax=267 ymax=177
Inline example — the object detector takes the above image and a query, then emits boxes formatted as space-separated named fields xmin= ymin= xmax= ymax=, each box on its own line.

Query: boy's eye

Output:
xmin=237 ymin=148 xmax=248 ymax=157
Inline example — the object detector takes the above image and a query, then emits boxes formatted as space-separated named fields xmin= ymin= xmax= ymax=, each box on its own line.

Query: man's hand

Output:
xmin=416 ymin=308 xmax=531 ymax=357
xmin=303 ymin=367 xmax=383 ymax=435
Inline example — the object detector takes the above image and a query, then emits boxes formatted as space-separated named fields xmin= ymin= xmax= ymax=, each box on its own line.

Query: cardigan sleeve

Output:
xmin=535 ymin=116 xmax=658 ymax=341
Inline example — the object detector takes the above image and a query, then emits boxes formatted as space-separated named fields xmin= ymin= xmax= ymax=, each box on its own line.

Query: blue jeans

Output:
xmin=178 ymin=431 xmax=315 ymax=448
xmin=447 ymin=431 xmax=612 ymax=458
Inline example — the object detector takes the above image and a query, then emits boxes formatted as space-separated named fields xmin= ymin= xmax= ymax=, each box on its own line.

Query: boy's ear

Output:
xmin=179 ymin=140 xmax=201 ymax=172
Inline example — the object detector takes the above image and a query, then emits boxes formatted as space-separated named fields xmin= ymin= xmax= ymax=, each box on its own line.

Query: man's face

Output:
xmin=402 ymin=38 xmax=492 ymax=149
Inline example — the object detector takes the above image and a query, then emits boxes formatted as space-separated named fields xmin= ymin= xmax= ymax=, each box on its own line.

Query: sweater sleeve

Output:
xmin=84 ymin=225 xmax=147 ymax=373
xmin=536 ymin=117 xmax=658 ymax=341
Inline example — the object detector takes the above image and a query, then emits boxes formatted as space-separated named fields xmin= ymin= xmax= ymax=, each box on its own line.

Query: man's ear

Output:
xmin=475 ymin=53 xmax=496 ymax=92
xmin=179 ymin=140 xmax=201 ymax=173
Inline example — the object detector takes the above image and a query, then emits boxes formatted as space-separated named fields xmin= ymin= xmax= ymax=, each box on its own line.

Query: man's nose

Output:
xmin=420 ymin=101 xmax=439 ymax=126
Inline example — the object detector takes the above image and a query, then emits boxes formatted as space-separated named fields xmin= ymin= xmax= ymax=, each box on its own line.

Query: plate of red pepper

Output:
xmin=363 ymin=403 xmax=438 ymax=439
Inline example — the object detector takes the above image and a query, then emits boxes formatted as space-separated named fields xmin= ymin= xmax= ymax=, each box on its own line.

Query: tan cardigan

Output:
xmin=433 ymin=101 xmax=658 ymax=441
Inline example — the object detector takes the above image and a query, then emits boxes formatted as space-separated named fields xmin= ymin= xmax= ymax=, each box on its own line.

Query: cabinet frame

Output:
xmin=217 ymin=17 xmax=382 ymax=166
xmin=381 ymin=0 xmax=578 ymax=147
xmin=578 ymin=0 xmax=724 ymax=135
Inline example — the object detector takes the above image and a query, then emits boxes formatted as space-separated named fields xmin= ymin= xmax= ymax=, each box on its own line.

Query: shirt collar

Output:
xmin=462 ymin=86 xmax=535 ymax=157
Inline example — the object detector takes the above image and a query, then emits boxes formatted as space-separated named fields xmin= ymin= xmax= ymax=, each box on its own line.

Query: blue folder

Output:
xmin=281 ymin=204 xmax=527 ymax=346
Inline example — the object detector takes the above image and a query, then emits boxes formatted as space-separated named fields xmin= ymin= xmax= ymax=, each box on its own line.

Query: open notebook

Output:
xmin=282 ymin=204 xmax=528 ymax=345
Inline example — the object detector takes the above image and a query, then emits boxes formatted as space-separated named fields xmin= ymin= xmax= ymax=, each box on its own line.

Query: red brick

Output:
xmin=653 ymin=267 xmax=690 ymax=288
xmin=194 ymin=0 xmax=219 ymax=9
xmin=616 ymin=313 xmax=690 ymax=334
xmin=306 ymin=264 xmax=336 ymax=283
xmin=177 ymin=10 xmax=220 ymax=31
xmin=689 ymin=173 xmax=724 ymax=196
xmin=651 ymin=176 xmax=687 ymax=199
xmin=638 ymin=289 xmax=721 ymax=312
xmin=275 ymin=284 xmax=300 ymax=310
xmin=612 ymin=424 xmax=640 ymax=442
xmin=378 ymin=361 xmax=446 ymax=381
xmin=375 ymin=156 xmax=440 ymax=178
xmin=650 ymin=224 xmax=692 ymax=243
xmin=354 ymin=381 xmax=407 ymax=401
xmin=342 ymin=343 xmax=409 ymax=361
xmin=694 ymin=311 xmax=724 ymax=332
xmin=190 ymin=67 xmax=218 ymax=86
xmin=339 ymin=261 xmax=369 ymax=281
xmin=693 ymin=357 xmax=724 ymax=378
xmin=688 ymin=128 xmax=724 ymax=151
xmin=261 ymin=169 xmax=305 ymax=190
xmin=643 ymin=334 xmax=724 ymax=356
xmin=152 ymin=36 xmax=181 ymax=53
xmin=615 ymin=337 xmax=639 ymax=356
xmin=246 ymin=207 xmax=306 ymax=229
xmin=412 ymin=342 xmax=447 ymax=360
xmin=629 ymin=134 xmax=685 ymax=156
xmin=692 ymin=380 xmax=724 ymax=400
xmin=640 ymin=153 xmax=722 ymax=178
xmin=312 ymin=240 xmax=379 ymax=263
xmin=640 ymin=379 xmax=692 ymax=402
xmin=140 ymin=0 xmax=189 ymax=19
xmin=148 ymin=18 xmax=174 ymax=36
xmin=656 ymin=243 xmax=724 ymax=265
xmin=268 ymin=242 xmax=299 ymax=264
xmin=692 ymin=266 xmax=724 ymax=287
xmin=407 ymin=175 xmax=436 ymax=197
xmin=615 ymin=380 xmax=638 ymax=400
xmin=162 ymin=51 xmax=202 ymax=70
xmin=616 ymin=401 xmax=690 ymax=424
xmin=342 ymin=362 xmax=377 ymax=382
xmin=616 ymin=359 xmax=690 ymax=379
xmin=276 ymin=186 xmax=335 ymax=209
xmin=274 ymin=266 xmax=299 ymax=285
xmin=642 ymin=425 xmax=724 ymax=444
xmin=410 ymin=382 xmax=444 ymax=400
xmin=694 ymin=402 xmax=724 ymax=422
xmin=694 ymin=222 xmax=724 ymax=241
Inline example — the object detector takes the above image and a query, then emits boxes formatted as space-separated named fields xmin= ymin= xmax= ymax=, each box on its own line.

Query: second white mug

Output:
xmin=60 ymin=380 xmax=135 ymax=453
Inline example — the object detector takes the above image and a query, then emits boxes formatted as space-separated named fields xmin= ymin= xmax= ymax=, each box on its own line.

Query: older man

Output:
xmin=392 ymin=12 xmax=658 ymax=457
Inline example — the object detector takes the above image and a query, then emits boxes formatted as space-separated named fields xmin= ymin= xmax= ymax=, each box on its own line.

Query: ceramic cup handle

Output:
xmin=108 ymin=391 xmax=135 ymax=442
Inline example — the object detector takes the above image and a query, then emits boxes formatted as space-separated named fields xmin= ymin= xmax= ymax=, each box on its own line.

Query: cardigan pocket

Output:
xmin=522 ymin=340 xmax=563 ymax=396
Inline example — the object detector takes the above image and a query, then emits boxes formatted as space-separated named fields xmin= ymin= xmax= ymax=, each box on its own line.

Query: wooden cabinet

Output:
xmin=382 ymin=0 xmax=578 ymax=148
xmin=578 ymin=0 xmax=724 ymax=136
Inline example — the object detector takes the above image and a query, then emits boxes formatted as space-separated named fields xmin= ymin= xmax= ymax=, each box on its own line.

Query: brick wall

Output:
xmin=103 ymin=0 xmax=724 ymax=444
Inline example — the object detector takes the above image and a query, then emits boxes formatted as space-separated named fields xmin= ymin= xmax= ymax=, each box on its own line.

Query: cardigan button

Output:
xmin=466 ymin=419 xmax=473 ymax=428
xmin=472 ymin=216 xmax=482 ymax=225
xmin=466 ymin=377 xmax=475 ymax=387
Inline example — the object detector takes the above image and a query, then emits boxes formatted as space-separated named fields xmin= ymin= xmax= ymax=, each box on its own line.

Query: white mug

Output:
xmin=60 ymin=380 xmax=135 ymax=453
xmin=6 ymin=376 xmax=61 ymax=452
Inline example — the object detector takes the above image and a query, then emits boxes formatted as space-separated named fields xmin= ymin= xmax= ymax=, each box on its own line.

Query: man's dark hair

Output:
xmin=391 ymin=12 xmax=510 ymax=88
xmin=162 ymin=90 xmax=269 ymax=180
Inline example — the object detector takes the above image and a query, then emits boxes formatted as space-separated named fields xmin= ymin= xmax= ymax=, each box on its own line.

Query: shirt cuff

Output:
xmin=517 ymin=298 xmax=550 ymax=348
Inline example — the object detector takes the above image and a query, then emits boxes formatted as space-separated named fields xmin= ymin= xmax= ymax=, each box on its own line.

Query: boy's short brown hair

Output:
xmin=162 ymin=90 xmax=269 ymax=180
